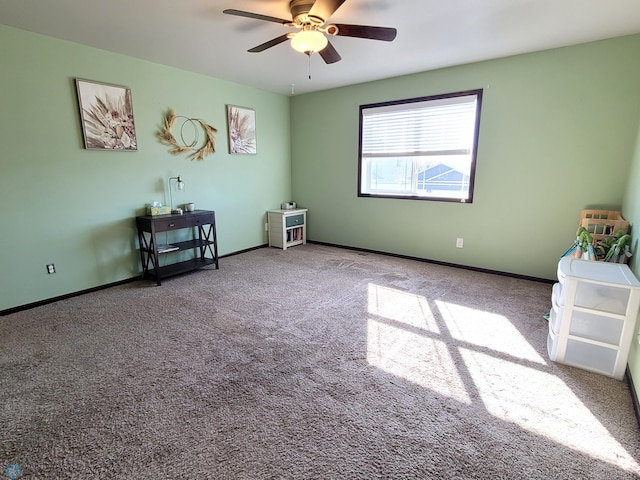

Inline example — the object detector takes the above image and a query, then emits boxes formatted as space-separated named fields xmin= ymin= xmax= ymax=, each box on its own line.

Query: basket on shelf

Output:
xmin=562 ymin=210 xmax=632 ymax=263
xmin=579 ymin=210 xmax=628 ymax=242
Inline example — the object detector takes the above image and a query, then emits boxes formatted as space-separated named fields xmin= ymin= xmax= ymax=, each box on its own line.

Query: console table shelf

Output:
xmin=136 ymin=210 xmax=219 ymax=285
xmin=153 ymin=257 xmax=217 ymax=280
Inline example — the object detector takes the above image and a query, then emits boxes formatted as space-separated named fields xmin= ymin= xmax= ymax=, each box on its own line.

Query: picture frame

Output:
xmin=226 ymin=105 xmax=257 ymax=154
xmin=75 ymin=78 xmax=137 ymax=151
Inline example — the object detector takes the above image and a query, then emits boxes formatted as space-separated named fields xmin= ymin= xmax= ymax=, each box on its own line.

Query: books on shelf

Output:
xmin=157 ymin=244 xmax=179 ymax=253
xmin=286 ymin=227 xmax=303 ymax=243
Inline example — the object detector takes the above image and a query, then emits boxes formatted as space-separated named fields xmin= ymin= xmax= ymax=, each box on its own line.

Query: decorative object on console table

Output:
xmin=136 ymin=210 xmax=219 ymax=286
xmin=75 ymin=78 xmax=137 ymax=151
xmin=548 ymin=257 xmax=640 ymax=380
xmin=227 ymin=105 xmax=256 ymax=154
xmin=146 ymin=202 xmax=171 ymax=216
xmin=168 ymin=175 xmax=185 ymax=213
xmin=267 ymin=208 xmax=307 ymax=250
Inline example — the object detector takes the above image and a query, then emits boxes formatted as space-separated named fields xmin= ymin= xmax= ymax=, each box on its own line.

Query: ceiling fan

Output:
xmin=223 ymin=0 xmax=397 ymax=64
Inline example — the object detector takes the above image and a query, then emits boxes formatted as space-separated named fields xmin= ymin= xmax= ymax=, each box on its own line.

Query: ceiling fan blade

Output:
xmin=248 ymin=34 xmax=291 ymax=53
xmin=308 ymin=0 xmax=347 ymax=21
xmin=329 ymin=24 xmax=397 ymax=41
xmin=223 ymin=9 xmax=290 ymax=25
xmin=319 ymin=41 xmax=341 ymax=64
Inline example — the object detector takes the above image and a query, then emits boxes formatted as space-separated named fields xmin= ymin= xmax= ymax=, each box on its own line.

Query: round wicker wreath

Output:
xmin=156 ymin=109 xmax=217 ymax=161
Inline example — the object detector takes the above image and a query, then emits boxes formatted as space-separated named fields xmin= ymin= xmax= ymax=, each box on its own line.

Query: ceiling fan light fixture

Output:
xmin=290 ymin=30 xmax=328 ymax=54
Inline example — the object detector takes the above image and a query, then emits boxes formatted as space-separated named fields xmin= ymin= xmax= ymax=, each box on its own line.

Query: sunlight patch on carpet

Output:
xmin=435 ymin=300 xmax=545 ymax=364
xmin=366 ymin=284 xmax=471 ymax=404
xmin=460 ymin=347 xmax=640 ymax=473
xmin=367 ymin=283 xmax=441 ymax=333
xmin=365 ymin=283 xmax=639 ymax=474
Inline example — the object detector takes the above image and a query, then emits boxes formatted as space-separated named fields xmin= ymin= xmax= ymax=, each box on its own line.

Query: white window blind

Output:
xmin=362 ymin=94 xmax=478 ymax=157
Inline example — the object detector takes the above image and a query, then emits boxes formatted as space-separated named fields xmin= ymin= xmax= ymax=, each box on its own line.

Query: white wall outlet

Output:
xmin=456 ymin=238 xmax=464 ymax=248
xmin=46 ymin=263 xmax=56 ymax=274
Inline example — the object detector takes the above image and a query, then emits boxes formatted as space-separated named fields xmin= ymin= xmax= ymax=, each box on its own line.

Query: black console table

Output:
xmin=136 ymin=210 xmax=219 ymax=285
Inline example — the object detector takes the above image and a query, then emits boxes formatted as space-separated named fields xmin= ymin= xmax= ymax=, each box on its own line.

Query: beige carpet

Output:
xmin=1 ymin=244 xmax=640 ymax=479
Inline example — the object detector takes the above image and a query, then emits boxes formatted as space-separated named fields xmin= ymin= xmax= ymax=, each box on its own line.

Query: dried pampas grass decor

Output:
xmin=156 ymin=109 xmax=217 ymax=161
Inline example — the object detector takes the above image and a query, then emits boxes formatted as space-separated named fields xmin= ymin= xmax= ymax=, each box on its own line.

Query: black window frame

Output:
xmin=357 ymin=89 xmax=483 ymax=203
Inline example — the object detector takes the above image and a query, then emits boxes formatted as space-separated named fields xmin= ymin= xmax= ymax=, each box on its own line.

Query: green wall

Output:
xmin=291 ymin=34 xmax=640 ymax=281
xmin=0 ymin=25 xmax=291 ymax=311
xmin=623 ymin=115 xmax=640 ymax=396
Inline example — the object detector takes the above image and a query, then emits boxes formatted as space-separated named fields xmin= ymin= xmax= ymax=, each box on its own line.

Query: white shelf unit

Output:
xmin=267 ymin=209 xmax=307 ymax=250
xmin=548 ymin=257 xmax=640 ymax=379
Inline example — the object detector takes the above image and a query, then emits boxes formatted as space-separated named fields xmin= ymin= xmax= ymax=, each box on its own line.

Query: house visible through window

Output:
xmin=358 ymin=89 xmax=483 ymax=203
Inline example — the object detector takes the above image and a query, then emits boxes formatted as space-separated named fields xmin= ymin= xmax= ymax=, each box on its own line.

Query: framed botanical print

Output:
xmin=226 ymin=105 xmax=256 ymax=154
xmin=75 ymin=78 xmax=137 ymax=151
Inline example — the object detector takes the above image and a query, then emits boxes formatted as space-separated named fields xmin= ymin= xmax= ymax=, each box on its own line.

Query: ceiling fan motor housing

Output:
xmin=290 ymin=0 xmax=324 ymax=25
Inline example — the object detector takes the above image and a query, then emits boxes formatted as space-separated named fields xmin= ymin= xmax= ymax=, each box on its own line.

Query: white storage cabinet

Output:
xmin=267 ymin=209 xmax=307 ymax=250
xmin=548 ymin=257 xmax=640 ymax=379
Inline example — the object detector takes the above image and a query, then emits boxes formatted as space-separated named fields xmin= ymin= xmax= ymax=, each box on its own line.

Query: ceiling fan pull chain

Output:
xmin=308 ymin=53 xmax=312 ymax=79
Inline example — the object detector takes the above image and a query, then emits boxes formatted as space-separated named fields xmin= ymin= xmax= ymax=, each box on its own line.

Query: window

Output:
xmin=358 ymin=89 xmax=483 ymax=203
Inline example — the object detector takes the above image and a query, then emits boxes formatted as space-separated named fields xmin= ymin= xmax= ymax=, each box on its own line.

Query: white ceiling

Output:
xmin=2 ymin=0 xmax=640 ymax=96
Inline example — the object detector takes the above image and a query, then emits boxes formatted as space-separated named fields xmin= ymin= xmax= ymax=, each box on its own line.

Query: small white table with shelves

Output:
xmin=267 ymin=208 xmax=307 ymax=250
xmin=548 ymin=257 xmax=640 ymax=379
